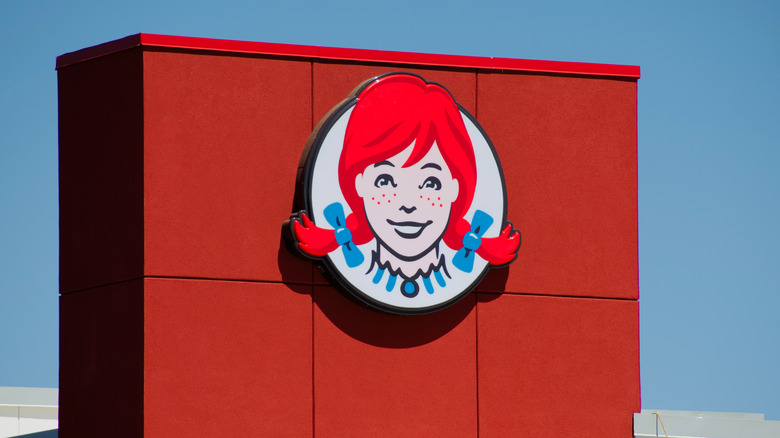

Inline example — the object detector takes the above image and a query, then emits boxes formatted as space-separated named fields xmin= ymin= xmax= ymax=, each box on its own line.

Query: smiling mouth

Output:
xmin=387 ymin=219 xmax=433 ymax=239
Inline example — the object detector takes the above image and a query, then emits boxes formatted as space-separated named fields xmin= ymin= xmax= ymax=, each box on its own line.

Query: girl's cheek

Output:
xmin=419 ymin=195 xmax=445 ymax=208
xmin=370 ymin=192 xmax=397 ymax=205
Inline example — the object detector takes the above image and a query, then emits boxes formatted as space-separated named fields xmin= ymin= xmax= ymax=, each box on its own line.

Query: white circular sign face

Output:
xmin=289 ymin=73 xmax=520 ymax=314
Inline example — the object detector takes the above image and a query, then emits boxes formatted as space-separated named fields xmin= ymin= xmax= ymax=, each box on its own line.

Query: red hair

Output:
xmin=339 ymin=74 xmax=476 ymax=249
xmin=294 ymin=73 xmax=519 ymax=265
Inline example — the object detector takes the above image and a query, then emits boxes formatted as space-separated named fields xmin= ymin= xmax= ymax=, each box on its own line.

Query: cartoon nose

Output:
xmin=399 ymin=205 xmax=417 ymax=214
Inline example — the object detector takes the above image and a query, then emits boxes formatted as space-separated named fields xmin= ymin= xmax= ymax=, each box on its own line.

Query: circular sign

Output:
xmin=289 ymin=72 xmax=520 ymax=314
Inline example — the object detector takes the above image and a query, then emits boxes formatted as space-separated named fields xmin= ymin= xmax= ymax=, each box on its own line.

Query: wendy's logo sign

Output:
xmin=287 ymin=73 xmax=520 ymax=314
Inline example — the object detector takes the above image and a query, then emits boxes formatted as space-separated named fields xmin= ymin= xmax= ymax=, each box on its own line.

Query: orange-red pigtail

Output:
xmin=477 ymin=224 xmax=521 ymax=266
xmin=292 ymin=212 xmax=339 ymax=257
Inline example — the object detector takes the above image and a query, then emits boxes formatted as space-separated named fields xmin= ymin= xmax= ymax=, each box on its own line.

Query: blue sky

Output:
xmin=1 ymin=0 xmax=778 ymax=420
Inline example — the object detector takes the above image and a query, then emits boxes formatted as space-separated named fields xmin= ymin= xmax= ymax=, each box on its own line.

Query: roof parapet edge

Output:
xmin=56 ymin=33 xmax=640 ymax=79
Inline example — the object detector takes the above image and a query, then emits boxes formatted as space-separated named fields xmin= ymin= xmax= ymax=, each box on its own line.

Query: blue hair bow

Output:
xmin=452 ymin=210 xmax=494 ymax=273
xmin=323 ymin=202 xmax=364 ymax=268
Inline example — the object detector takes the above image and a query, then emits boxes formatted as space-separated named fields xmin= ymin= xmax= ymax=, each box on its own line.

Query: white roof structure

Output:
xmin=0 ymin=387 xmax=58 ymax=438
xmin=635 ymin=409 xmax=780 ymax=438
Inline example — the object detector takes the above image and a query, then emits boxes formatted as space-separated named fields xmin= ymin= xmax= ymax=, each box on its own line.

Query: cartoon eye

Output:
xmin=374 ymin=174 xmax=397 ymax=188
xmin=419 ymin=176 xmax=442 ymax=190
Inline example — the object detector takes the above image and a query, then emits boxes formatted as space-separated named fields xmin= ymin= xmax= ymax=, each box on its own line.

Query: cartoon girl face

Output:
xmin=290 ymin=72 xmax=520 ymax=314
xmin=355 ymin=141 xmax=459 ymax=260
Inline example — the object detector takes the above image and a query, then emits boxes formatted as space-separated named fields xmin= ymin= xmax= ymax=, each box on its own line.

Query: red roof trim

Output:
xmin=56 ymin=33 xmax=640 ymax=78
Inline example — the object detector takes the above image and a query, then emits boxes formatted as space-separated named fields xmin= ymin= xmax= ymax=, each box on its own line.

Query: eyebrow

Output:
xmin=373 ymin=160 xmax=395 ymax=168
xmin=420 ymin=163 xmax=442 ymax=171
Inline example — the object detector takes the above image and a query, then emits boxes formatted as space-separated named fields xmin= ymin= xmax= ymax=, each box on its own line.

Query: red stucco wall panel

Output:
xmin=58 ymin=49 xmax=144 ymax=294
xmin=59 ymin=281 xmax=143 ymax=438
xmin=476 ymin=73 xmax=638 ymax=300
xmin=477 ymin=293 xmax=640 ymax=437
xmin=313 ymin=285 xmax=478 ymax=437
xmin=312 ymin=63 xmax=477 ymax=126
xmin=143 ymin=278 xmax=313 ymax=437
xmin=142 ymin=51 xmax=314 ymax=284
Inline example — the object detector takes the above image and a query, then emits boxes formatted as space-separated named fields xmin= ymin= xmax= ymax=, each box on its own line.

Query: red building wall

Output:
xmin=58 ymin=34 xmax=639 ymax=437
